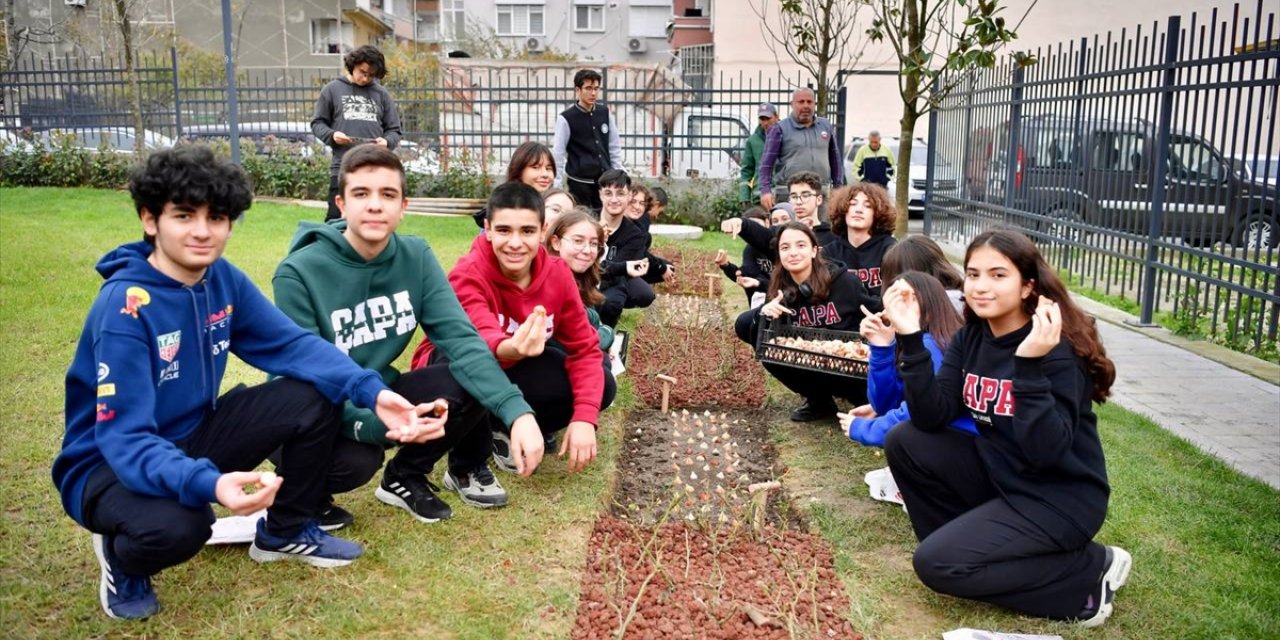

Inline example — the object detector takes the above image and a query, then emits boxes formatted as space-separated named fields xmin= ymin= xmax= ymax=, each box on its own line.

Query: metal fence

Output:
xmin=926 ymin=0 xmax=1279 ymax=349
xmin=2 ymin=54 xmax=831 ymax=181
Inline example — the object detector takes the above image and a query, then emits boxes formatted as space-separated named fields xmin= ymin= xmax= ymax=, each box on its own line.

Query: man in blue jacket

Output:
xmin=51 ymin=145 xmax=438 ymax=621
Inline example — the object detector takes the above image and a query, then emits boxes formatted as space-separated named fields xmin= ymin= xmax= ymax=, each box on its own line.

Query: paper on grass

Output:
xmin=943 ymin=630 xmax=1063 ymax=640
xmin=206 ymin=509 xmax=266 ymax=545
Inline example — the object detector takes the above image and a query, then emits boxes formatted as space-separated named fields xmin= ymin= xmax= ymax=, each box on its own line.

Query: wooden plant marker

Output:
xmin=701 ymin=272 xmax=721 ymax=296
xmin=656 ymin=374 xmax=678 ymax=413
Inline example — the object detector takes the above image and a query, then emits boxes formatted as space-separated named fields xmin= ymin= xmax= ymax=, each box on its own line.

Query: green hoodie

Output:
xmin=272 ymin=221 xmax=532 ymax=444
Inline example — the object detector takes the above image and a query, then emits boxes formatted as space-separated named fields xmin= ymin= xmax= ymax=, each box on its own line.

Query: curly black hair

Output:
xmin=128 ymin=144 xmax=253 ymax=229
xmin=344 ymin=45 xmax=387 ymax=79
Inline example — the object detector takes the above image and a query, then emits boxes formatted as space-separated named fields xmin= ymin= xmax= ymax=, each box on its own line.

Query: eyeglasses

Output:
xmin=600 ymin=189 xmax=629 ymax=201
xmin=790 ymin=191 xmax=819 ymax=202
xmin=562 ymin=236 xmax=602 ymax=253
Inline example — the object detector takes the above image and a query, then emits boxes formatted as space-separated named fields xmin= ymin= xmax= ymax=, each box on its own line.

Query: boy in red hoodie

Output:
xmin=412 ymin=182 xmax=608 ymax=472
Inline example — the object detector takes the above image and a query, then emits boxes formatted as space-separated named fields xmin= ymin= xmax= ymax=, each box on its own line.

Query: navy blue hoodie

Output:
xmin=52 ymin=242 xmax=388 ymax=526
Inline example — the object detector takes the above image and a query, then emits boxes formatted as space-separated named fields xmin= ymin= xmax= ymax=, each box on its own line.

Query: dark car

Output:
xmin=984 ymin=115 xmax=1277 ymax=248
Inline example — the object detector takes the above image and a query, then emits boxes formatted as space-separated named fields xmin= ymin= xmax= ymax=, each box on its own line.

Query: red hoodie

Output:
xmin=412 ymin=235 xmax=604 ymax=426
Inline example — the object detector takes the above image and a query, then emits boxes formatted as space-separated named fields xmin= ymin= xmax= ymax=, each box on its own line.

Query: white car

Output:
xmin=39 ymin=126 xmax=174 ymax=153
xmin=844 ymin=136 xmax=961 ymax=218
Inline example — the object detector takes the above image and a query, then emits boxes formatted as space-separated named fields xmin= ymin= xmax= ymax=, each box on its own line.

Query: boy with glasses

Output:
xmin=413 ymin=182 xmax=609 ymax=473
xmin=720 ymin=171 xmax=837 ymax=259
xmin=552 ymin=69 xmax=623 ymax=212
xmin=596 ymin=170 xmax=661 ymax=327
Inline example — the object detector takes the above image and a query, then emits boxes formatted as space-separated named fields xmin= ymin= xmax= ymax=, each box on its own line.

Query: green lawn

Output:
xmin=1 ymin=187 xmax=1277 ymax=639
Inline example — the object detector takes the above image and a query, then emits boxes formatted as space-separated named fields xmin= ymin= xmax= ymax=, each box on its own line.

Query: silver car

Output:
xmin=844 ymin=136 xmax=960 ymax=218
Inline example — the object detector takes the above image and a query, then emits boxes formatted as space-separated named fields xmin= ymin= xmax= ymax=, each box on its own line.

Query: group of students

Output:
xmin=54 ymin=82 xmax=1131 ymax=627
xmin=52 ymin=140 xmax=665 ymax=621
xmin=718 ymin=175 xmax=1132 ymax=627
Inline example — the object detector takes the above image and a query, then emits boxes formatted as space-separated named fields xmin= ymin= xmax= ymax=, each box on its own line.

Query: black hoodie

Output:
xmin=898 ymin=323 xmax=1110 ymax=540
xmin=740 ymin=262 xmax=874 ymax=344
xmin=822 ymin=233 xmax=896 ymax=299
xmin=601 ymin=217 xmax=651 ymax=286
xmin=738 ymin=216 xmax=838 ymax=264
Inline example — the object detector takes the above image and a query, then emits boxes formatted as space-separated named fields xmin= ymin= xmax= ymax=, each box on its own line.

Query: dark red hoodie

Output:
xmin=412 ymin=235 xmax=604 ymax=425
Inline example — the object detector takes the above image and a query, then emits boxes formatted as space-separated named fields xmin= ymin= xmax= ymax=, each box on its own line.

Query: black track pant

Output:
xmin=325 ymin=175 xmax=342 ymax=221
xmin=80 ymin=378 xmax=342 ymax=577
xmin=566 ymin=177 xmax=602 ymax=213
xmin=599 ymin=278 xmax=655 ymax=327
xmin=323 ymin=362 xmax=489 ymax=496
xmin=885 ymin=421 xmax=1107 ymax=620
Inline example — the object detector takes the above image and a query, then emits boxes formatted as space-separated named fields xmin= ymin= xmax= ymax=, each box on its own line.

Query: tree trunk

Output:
xmin=112 ymin=0 xmax=145 ymax=153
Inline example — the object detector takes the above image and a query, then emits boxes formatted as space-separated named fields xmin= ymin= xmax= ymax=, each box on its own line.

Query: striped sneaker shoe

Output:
xmin=248 ymin=518 xmax=363 ymax=568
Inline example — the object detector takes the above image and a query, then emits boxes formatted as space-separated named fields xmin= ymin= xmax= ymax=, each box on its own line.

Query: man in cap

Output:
xmin=738 ymin=103 xmax=779 ymax=205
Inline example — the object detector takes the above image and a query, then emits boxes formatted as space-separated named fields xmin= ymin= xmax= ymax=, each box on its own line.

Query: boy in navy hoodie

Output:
xmin=52 ymin=145 xmax=433 ymax=621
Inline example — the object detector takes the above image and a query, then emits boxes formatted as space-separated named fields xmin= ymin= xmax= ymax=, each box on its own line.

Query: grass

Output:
xmin=2 ymin=187 xmax=1277 ymax=639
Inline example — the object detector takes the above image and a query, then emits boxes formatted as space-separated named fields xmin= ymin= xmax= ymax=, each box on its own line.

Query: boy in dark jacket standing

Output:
xmin=552 ymin=69 xmax=623 ymax=212
xmin=52 ymin=146 xmax=432 ymax=620
xmin=274 ymin=146 xmax=545 ymax=523
xmin=312 ymin=45 xmax=402 ymax=221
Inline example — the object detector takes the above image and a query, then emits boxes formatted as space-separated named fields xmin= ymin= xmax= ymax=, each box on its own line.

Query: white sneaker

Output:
xmin=491 ymin=430 xmax=518 ymax=474
xmin=864 ymin=467 xmax=905 ymax=506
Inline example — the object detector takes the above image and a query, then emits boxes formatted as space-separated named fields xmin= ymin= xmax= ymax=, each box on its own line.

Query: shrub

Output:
xmin=660 ymin=179 xmax=742 ymax=229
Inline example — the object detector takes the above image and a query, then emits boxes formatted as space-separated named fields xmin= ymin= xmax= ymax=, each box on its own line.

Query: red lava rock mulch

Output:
xmin=571 ymin=516 xmax=863 ymax=640
xmin=652 ymin=245 xmax=724 ymax=298
xmin=628 ymin=323 xmax=765 ymax=409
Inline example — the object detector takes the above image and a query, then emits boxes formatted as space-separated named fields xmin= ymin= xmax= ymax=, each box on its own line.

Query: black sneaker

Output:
xmin=491 ymin=430 xmax=518 ymax=474
xmin=790 ymin=398 xmax=838 ymax=422
xmin=443 ymin=466 xmax=509 ymax=508
xmin=1077 ymin=545 xmax=1133 ymax=627
xmin=318 ymin=503 xmax=354 ymax=531
xmin=543 ymin=431 xmax=558 ymax=452
xmin=375 ymin=472 xmax=452 ymax=523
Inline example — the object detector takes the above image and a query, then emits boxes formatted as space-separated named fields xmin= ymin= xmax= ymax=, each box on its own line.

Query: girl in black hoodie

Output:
xmin=822 ymin=183 xmax=897 ymax=300
xmin=882 ymin=228 xmax=1130 ymax=627
xmin=735 ymin=222 xmax=877 ymax=422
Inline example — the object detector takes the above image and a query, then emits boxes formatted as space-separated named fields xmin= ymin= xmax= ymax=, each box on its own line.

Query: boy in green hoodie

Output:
xmin=273 ymin=145 xmax=545 ymax=524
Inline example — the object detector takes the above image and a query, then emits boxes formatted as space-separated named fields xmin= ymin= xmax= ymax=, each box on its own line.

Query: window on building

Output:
xmin=628 ymin=2 xmax=669 ymax=39
xmin=574 ymin=0 xmax=604 ymax=32
xmin=311 ymin=19 xmax=343 ymax=55
xmin=418 ymin=13 xmax=440 ymax=41
xmin=442 ymin=0 xmax=465 ymax=41
xmin=497 ymin=3 xmax=545 ymax=37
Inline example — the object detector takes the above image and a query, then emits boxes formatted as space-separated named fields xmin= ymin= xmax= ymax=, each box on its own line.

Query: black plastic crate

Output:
xmin=754 ymin=319 xmax=870 ymax=379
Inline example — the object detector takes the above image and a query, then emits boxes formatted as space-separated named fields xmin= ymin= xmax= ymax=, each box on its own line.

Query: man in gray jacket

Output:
xmin=311 ymin=45 xmax=402 ymax=221
xmin=757 ymin=88 xmax=844 ymax=220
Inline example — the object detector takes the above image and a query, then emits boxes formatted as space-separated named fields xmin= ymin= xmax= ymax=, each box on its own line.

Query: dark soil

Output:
xmin=611 ymin=409 xmax=799 ymax=528
xmin=628 ymin=323 xmax=765 ymax=409
xmin=570 ymin=517 xmax=863 ymax=640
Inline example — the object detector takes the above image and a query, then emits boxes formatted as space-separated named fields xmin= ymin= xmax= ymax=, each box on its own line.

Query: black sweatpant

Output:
xmin=599 ymin=277 xmax=655 ymax=327
xmin=80 ymin=378 xmax=343 ymax=578
xmin=325 ymin=175 xmax=342 ymax=221
xmin=566 ymin=177 xmax=602 ymax=213
xmin=884 ymin=421 xmax=1107 ymax=620
xmin=325 ymin=362 xmax=490 ymax=494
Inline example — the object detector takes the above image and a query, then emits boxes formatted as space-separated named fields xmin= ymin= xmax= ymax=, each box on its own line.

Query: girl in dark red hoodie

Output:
xmin=413 ymin=183 xmax=606 ymax=473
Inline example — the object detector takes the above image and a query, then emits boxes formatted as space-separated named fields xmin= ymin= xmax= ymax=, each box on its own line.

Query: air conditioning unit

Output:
xmin=627 ymin=37 xmax=647 ymax=54
xmin=525 ymin=37 xmax=544 ymax=52
xmin=65 ymin=0 xmax=86 ymax=6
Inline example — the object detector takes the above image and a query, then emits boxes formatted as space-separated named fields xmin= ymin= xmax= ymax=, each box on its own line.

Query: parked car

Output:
xmin=982 ymin=115 xmax=1278 ymax=248
xmin=1231 ymin=155 xmax=1279 ymax=187
xmin=37 ymin=126 xmax=174 ymax=153
xmin=183 ymin=121 xmax=322 ymax=157
xmin=843 ymin=136 xmax=961 ymax=218
xmin=0 ymin=129 xmax=36 ymax=154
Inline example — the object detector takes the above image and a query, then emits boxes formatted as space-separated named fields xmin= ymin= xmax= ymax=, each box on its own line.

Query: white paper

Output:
xmin=943 ymin=629 xmax=1063 ymax=640
xmin=205 ymin=509 xmax=266 ymax=545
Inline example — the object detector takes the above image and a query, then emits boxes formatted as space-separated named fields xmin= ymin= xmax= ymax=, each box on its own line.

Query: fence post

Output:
xmin=1002 ymin=67 xmax=1024 ymax=213
xmin=170 ymin=47 xmax=182 ymax=139
xmin=835 ymin=83 xmax=847 ymax=155
xmin=1135 ymin=16 xmax=1182 ymax=326
xmin=923 ymin=77 xmax=940 ymax=237
xmin=220 ymin=0 xmax=241 ymax=165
